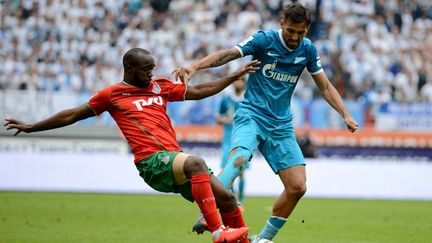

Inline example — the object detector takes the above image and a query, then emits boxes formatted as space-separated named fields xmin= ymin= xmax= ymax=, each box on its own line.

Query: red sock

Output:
xmin=191 ymin=173 xmax=221 ymax=232
xmin=221 ymin=206 xmax=246 ymax=228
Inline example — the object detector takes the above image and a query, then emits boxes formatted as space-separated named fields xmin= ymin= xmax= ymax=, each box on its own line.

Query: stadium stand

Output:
xmin=1 ymin=0 xmax=431 ymax=158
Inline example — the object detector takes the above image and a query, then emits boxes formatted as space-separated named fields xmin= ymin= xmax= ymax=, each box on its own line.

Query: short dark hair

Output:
xmin=122 ymin=48 xmax=151 ymax=68
xmin=283 ymin=2 xmax=311 ymax=26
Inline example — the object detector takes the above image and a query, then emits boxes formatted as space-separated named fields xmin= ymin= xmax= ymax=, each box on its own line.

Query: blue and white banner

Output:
xmin=1 ymin=152 xmax=432 ymax=200
xmin=376 ymin=103 xmax=432 ymax=131
xmin=309 ymin=99 xmax=365 ymax=129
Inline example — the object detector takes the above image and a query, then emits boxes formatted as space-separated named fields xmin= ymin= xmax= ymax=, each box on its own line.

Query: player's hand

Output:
xmin=171 ymin=65 xmax=197 ymax=83
xmin=344 ymin=116 xmax=358 ymax=133
xmin=238 ymin=60 xmax=260 ymax=76
xmin=3 ymin=119 xmax=32 ymax=136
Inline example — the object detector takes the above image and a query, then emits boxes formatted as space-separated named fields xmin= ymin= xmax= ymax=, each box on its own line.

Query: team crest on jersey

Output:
xmin=152 ymin=82 xmax=161 ymax=94
xmin=161 ymin=156 xmax=170 ymax=165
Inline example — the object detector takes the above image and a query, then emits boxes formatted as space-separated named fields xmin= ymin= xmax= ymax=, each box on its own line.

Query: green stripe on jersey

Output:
xmin=110 ymin=101 xmax=166 ymax=151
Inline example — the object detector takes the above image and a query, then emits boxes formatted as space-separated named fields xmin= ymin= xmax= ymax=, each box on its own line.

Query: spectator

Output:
xmin=0 ymin=0 xmax=431 ymax=126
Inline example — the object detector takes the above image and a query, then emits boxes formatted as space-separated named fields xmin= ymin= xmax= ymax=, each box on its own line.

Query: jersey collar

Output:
xmin=121 ymin=81 xmax=132 ymax=86
xmin=121 ymin=80 xmax=153 ymax=89
xmin=278 ymin=29 xmax=295 ymax=52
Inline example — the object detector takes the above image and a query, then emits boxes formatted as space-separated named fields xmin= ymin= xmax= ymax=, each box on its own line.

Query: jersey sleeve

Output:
xmin=166 ymin=80 xmax=187 ymax=102
xmin=87 ymin=87 xmax=112 ymax=115
xmin=235 ymin=31 xmax=267 ymax=57
xmin=306 ymin=43 xmax=323 ymax=75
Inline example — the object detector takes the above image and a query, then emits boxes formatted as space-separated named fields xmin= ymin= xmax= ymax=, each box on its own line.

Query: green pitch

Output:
xmin=0 ymin=192 xmax=431 ymax=243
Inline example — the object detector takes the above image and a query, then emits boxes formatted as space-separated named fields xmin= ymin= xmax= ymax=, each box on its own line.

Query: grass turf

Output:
xmin=0 ymin=191 xmax=431 ymax=243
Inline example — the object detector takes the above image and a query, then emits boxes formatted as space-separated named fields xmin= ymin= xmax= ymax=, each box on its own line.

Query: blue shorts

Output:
xmin=230 ymin=111 xmax=305 ymax=173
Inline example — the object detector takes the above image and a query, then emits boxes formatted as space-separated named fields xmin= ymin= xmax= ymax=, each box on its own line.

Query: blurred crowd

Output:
xmin=1 ymin=0 xmax=432 ymax=106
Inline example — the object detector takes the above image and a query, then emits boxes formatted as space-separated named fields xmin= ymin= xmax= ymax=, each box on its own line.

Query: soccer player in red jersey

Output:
xmin=4 ymin=48 xmax=260 ymax=243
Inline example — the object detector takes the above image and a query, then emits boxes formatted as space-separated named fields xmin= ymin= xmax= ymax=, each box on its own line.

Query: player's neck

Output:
xmin=123 ymin=79 xmax=150 ymax=88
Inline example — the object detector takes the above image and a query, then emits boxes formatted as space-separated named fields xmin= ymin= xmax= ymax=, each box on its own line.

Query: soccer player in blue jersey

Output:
xmin=174 ymin=2 xmax=358 ymax=242
xmin=217 ymin=77 xmax=247 ymax=203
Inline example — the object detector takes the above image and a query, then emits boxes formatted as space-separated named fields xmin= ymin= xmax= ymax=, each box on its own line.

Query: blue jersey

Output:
xmin=235 ymin=29 xmax=323 ymax=123
xmin=219 ymin=93 xmax=242 ymax=145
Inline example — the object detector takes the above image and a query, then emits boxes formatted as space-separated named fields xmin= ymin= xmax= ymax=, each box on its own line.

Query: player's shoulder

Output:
xmin=90 ymin=82 xmax=121 ymax=101
xmin=260 ymin=29 xmax=278 ymax=35
xmin=100 ymin=82 xmax=122 ymax=93
xmin=301 ymin=38 xmax=316 ymax=49
xmin=109 ymin=81 xmax=132 ymax=93
xmin=152 ymin=77 xmax=180 ymax=86
xmin=151 ymin=77 xmax=185 ymax=94
xmin=299 ymin=38 xmax=319 ymax=57
xmin=247 ymin=29 xmax=277 ymax=40
xmin=256 ymin=29 xmax=279 ymax=39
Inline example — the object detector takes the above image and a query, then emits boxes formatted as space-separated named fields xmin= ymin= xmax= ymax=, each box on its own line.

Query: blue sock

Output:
xmin=217 ymin=158 xmax=241 ymax=189
xmin=217 ymin=147 xmax=251 ymax=189
xmin=259 ymin=216 xmax=287 ymax=240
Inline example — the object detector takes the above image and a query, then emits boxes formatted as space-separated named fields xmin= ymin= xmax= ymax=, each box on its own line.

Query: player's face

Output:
xmin=280 ymin=19 xmax=309 ymax=49
xmin=133 ymin=57 xmax=155 ymax=86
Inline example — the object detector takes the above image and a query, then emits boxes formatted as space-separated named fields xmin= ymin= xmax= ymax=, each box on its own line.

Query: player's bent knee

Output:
xmin=297 ymin=184 xmax=307 ymax=196
xmin=287 ymin=182 xmax=307 ymax=197
xmin=230 ymin=147 xmax=252 ymax=169
xmin=184 ymin=155 xmax=208 ymax=174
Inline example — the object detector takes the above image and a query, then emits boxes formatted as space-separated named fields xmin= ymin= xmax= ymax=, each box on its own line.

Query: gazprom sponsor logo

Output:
xmin=262 ymin=61 xmax=299 ymax=83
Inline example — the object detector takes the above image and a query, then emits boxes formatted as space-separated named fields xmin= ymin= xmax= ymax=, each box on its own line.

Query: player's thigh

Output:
xmin=172 ymin=152 xmax=190 ymax=185
xmin=135 ymin=151 xmax=182 ymax=193
xmin=278 ymin=164 xmax=306 ymax=192
xmin=260 ymin=130 xmax=305 ymax=173
xmin=230 ymin=113 xmax=260 ymax=153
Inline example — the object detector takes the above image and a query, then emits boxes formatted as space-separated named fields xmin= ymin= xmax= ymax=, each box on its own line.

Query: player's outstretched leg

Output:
xmin=193 ymin=147 xmax=251 ymax=233
xmin=220 ymin=205 xmax=248 ymax=243
xmin=218 ymin=147 xmax=251 ymax=188
xmin=191 ymin=174 xmax=249 ymax=242
xmin=186 ymin=156 xmax=249 ymax=242
xmin=191 ymin=203 xmax=245 ymax=234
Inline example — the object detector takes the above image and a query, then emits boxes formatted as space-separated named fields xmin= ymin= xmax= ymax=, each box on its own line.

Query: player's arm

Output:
xmin=4 ymin=104 xmax=95 ymax=136
xmin=173 ymin=47 xmax=242 ymax=82
xmin=185 ymin=60 xmax=259 ymax=100
xmin=312 ymin=72 xmax=358 ymax=133
xmin=193 ymin=47 xmax=242 ymax=70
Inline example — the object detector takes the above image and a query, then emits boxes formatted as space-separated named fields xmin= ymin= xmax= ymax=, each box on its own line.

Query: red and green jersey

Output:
xmin=87 ymin=78 xmax=186 ymax=163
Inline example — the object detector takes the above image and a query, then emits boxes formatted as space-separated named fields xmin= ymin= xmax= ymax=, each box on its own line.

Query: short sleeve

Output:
xmin=166 ymin=81 xmax=187 ymax=102
xmin=306 ymin=44 xmax=323 ymax=75
xmin=87 ymin=87 xmax=112 ymax=115
xmin=236 ymin=31 xmax=266 ymax=57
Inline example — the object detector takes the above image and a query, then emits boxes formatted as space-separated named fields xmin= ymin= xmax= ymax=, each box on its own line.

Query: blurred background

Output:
xmin=1 ymin=0 xmax=431 ymax=200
